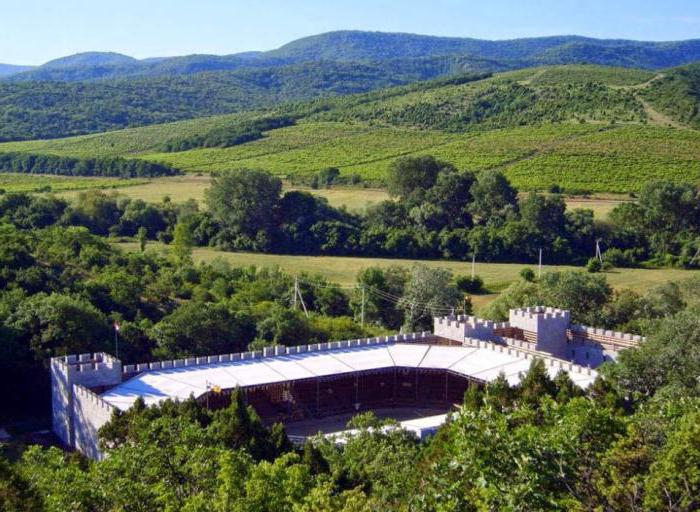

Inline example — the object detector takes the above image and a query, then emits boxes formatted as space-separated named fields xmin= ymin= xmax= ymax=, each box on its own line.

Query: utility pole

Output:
xmin=471 ymin=252 xmax=476 ymax=279
xmin=538 ymin=248 xmax=543 ymax=278
xmin=292 ymin=277 xmax=297 ymax=309
xmin=294 ymin=277 xmax=309 ymax=318
xmin=360 ymin=285 xmax=365 ymax=328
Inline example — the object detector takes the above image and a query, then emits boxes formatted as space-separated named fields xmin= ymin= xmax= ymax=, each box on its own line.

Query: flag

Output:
xmin=114 ymin=322 xmax=120 ymax=332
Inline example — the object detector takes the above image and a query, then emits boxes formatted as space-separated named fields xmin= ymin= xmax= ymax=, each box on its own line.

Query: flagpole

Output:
xmin=113 ymin=322 xmax=120 ymax=358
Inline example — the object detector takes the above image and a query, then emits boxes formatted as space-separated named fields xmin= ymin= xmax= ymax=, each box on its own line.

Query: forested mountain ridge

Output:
xmin=7 ymin=31 xmax=700 ymax=82
xmin=267 ymin=31 xmax=700 ymax=69
xmin=3 ymin=30 xmax=700 ymax=141
xmin=0 ymin=60 xmax=479 ymax=141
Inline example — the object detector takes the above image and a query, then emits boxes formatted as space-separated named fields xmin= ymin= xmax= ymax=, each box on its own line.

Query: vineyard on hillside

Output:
xmin=1 ymin=64 xmax=699 ymax=194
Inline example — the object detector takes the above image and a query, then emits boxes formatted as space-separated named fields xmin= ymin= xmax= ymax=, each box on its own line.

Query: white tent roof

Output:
xmin=101 ymin=343 xmax=597 ymax=411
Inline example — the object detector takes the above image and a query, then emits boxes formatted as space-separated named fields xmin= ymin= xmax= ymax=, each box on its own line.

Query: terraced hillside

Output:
xmin=1 ymin=65 xmax=699 ymax=193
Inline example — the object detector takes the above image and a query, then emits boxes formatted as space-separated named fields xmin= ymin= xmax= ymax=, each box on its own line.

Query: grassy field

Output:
xmin=0 ymin=173 xmax=148 ymax=194
xmin=118 ymin=242 xmax=697 ymax=311
xmin=56 ymin=175 xmax=391 ymax=211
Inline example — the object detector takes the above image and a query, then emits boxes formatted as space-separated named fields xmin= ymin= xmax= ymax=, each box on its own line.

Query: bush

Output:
xmin=455 ymin=275 xmax=484 ymax=294
xmin=587 ymin=257 xmax=603 ymax=273
xmin=604 ymin=247 xmax=634 ymax=268
xmin=520 ymin=267 xmax=536 ymax=282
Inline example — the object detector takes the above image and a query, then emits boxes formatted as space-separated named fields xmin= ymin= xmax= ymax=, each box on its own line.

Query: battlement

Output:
xmin=123 ymin=332 xmax=434 ymax=375
xmin=52 ymin=352 xmax=121 ymax=374
xmin=435 ymin=315 xmax=507 ymax=330
xmin=509 ymin=306 xmax=570 ymax=321
xmin=569 ymin=324 xmax=644 ymax=349
xmin=73 ymin=384 xmax=117 ymax=415
xmin=433 ymin=314 xmax=508 ymax=344
xmin=462 ymin=336 xmax=595 ymax=377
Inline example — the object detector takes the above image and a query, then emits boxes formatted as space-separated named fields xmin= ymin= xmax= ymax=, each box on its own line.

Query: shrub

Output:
xmin=455 ymin=275 xmax=484 ymax=294
xmin=587 ymin=257 xmax=603 ymax=273
xmin=520 ymin=267 xmax=536 ymax=282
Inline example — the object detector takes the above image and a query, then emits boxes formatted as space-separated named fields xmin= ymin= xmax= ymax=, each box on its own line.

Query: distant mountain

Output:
xmin=11 ymin=52 xmax=142 ymax=81
xmin=267 ymin=31 xmax=700 ymax=68
xmin=0 ymin=63 xmax=34 ymax=78
xmin=7 ymin=31 xmax=700 ymax=82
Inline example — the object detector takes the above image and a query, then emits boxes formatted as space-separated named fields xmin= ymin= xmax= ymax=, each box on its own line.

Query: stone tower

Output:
xmin=50 ymin=353 xmax=122 ymax=448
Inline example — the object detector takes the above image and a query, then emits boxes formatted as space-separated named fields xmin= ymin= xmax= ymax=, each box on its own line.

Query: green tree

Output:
xmin=351 ymin=266 xmax=408 ymax=329
xmin=151 ymin=301 xmax=253 ymax=358
xmin=8 ymin=292 xmax=109 ymax=360
xmin=518 ymin=358 xmax=557 ymax=408
xmin=172 ymin=218 xmax=195 ymax=262
xmin=208 ymin=388 xmax=279 ymax=461
xmin=137 ymin=226 xmax=148 ymax=252
xmin=0 ymin=456 xmax=42 ymax=512
xmin=398 ymin=264 xmax=461 ymax=331
xmin=605 ymin=311 xmax=700 ymax=397
xmin=469 ymin=170 xmax=518 ymax=226
xmin=205 ymin=169 xmax=282 ymax=251
xmin=386 ymin=156 xmax=454 ymax=200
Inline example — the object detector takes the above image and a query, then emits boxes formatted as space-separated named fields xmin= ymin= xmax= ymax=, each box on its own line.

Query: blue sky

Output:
xmin=2 ymin=0 xmax=700 ymax=65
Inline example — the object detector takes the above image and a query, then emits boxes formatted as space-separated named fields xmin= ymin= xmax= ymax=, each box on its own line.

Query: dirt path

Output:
xmin=638 ymin=98 xmax=687 ymax=129
xmin=616 ymin=73 xmax=688 ymax=128
xmin=517 ymin=68 xmax=547 ymax=85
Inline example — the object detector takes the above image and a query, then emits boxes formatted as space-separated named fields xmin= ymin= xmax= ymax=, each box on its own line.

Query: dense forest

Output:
xmin=200 ymin=159 xmax=700 ymax=267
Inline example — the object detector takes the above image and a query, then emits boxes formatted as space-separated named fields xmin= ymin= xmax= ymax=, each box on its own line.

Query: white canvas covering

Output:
xmin=101 ymin=343 xmax=597 ymax=411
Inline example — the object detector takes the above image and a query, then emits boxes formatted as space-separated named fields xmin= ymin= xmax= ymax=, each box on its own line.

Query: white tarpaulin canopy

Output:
xmin=101 ymin=343 xmax=597 ymax=411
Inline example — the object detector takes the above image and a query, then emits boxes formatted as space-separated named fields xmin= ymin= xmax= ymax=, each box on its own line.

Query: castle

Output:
xmin=51 ymin=307 xmax=643 ymax=459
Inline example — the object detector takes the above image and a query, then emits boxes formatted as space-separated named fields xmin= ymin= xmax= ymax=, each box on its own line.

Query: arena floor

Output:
xmin=283 ymin=406 xmax=448 ymax=437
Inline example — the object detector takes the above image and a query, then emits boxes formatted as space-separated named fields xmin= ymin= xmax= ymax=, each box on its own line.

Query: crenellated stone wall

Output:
xmin=72 ymin=384 xmax=117 ymax=460
xmin=123 ymin=332 xmax=434 ymax=377
xmin=462 ymin=336 xmax=596 ymax=379
xmin=569 ymin=324 xmax=644 ymax=350
xmin=433 ymin=315 xmax=508 ymax=343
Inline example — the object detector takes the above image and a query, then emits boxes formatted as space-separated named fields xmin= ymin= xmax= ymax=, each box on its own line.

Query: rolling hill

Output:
xmin=0 ymin=60 xmax=481 ymax=141
xmin=2 ymin=64 xmax=699 ymax=194
xmin=3 ymin=31 xmax=700 ymax=142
